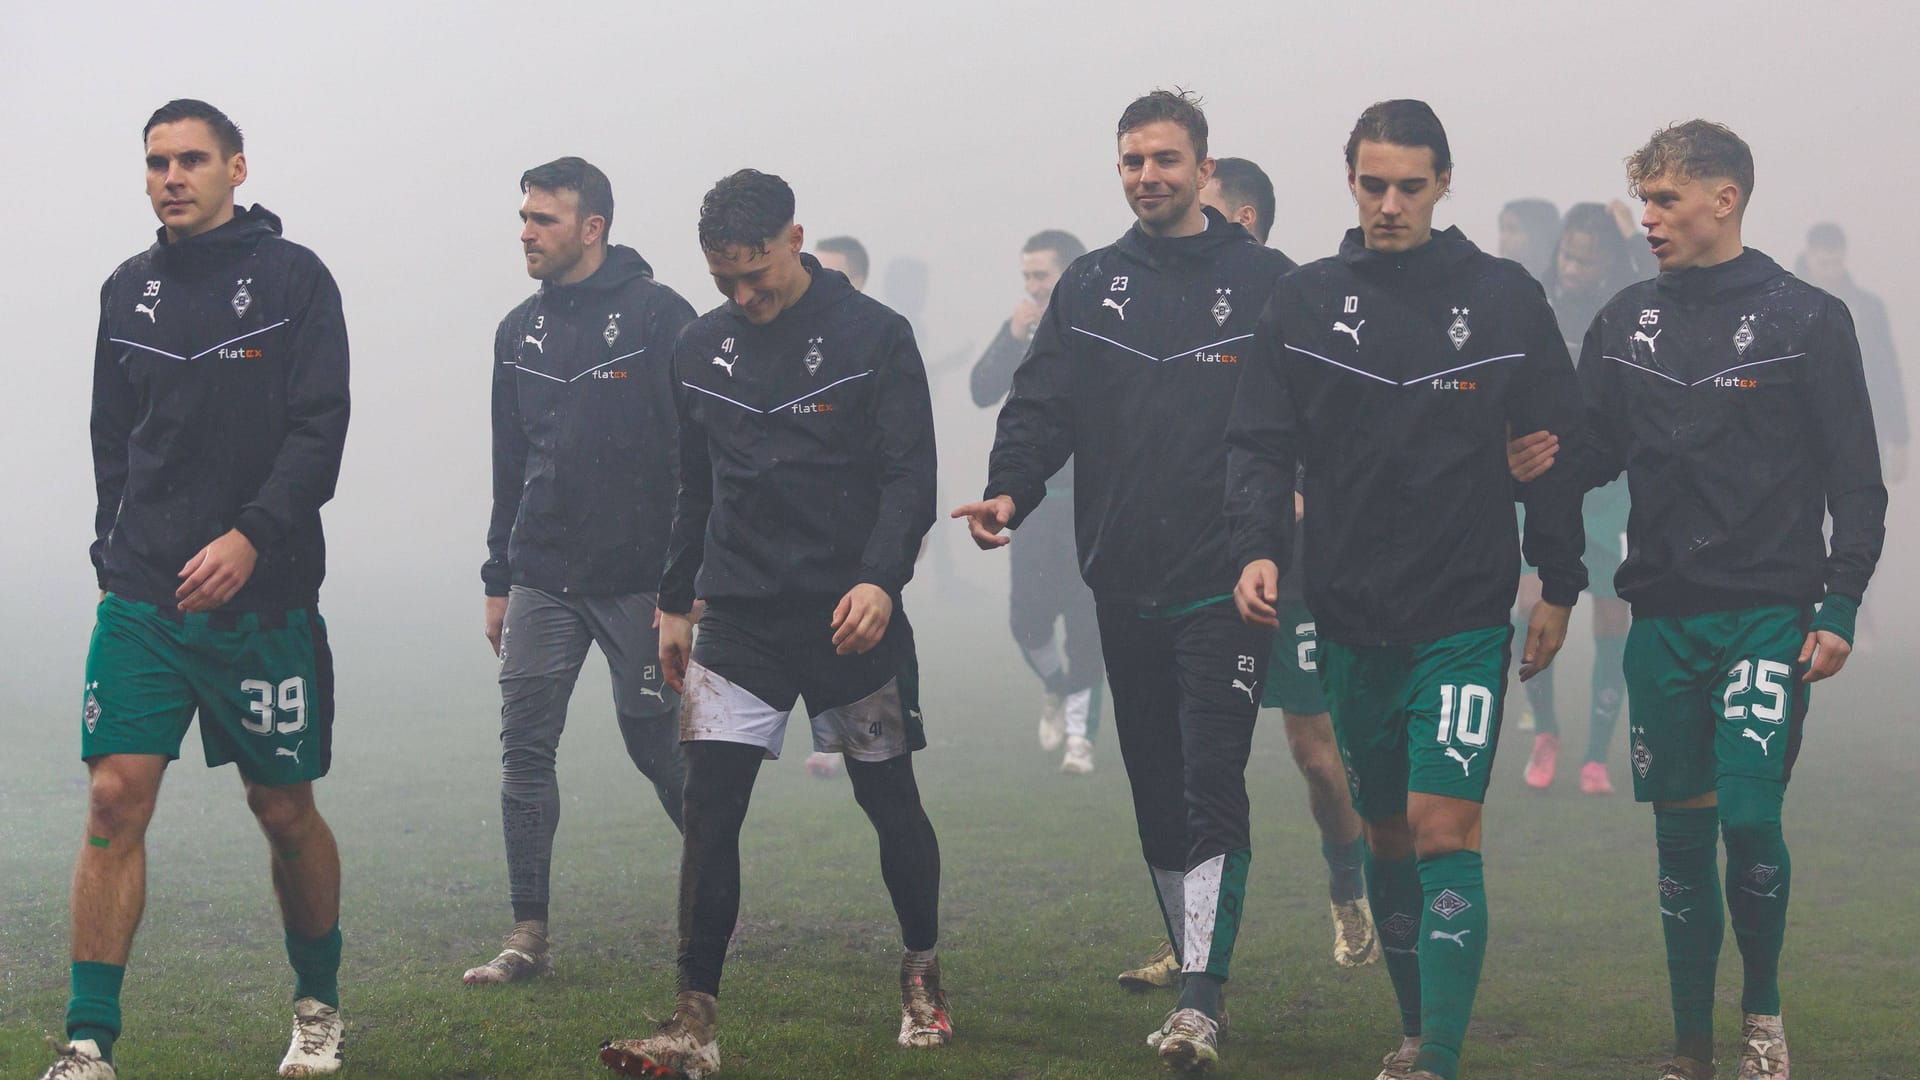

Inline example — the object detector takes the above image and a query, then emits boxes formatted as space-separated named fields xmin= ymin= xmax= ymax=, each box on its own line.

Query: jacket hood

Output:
xmin=1116 ymin=206 xmax=1257 ymax=270
xmin=543 ymin=243 xmax=655 ymax=296
xmin=1655 ymin=247 xmax=1786 ymax=303
xmin=154 ymin=203 xmax=282 ymax=269
xmin=1338 ymin=224 xmax=1481 ymax=284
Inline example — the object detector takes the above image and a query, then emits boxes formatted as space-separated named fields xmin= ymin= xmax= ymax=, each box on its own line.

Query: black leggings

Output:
xmin=676 ymin=741 xmax=941 ymax=995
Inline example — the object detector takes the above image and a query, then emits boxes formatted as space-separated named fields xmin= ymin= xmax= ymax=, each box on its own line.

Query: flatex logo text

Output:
xmin=1431 ymin=377 xmax=1477 ymax=391
xmin=218 ymin=347 xmax=265 ymax=360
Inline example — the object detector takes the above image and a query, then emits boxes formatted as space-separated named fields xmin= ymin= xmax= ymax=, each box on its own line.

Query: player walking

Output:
xmin=44 ymin=99 xmax=351 ymax=1080
xmin=1226 ymin=100 xmax=1587 ymax=1080
xmin=599 ymin=170 xmax=946 ymax=1078
xmin=467 ymin=157 xmax=694 ymax=985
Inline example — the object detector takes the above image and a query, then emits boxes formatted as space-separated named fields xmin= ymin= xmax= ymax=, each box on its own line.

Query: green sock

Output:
xmin=1655 ymin=805 xmax=1723 ymax=1061
xmin=67 ymin=961 xmax=125 ymax=1061
xmin=286 ymin=924 xmax=342 ymax=1008
xmin=1323 ymin=833 xmax=1367 ymax=903
xmin=1720 ymin=777 xmax=1790 ymax=1016
xmin=1585 ymin=635 xmax=1627 ymax=763
xmin=1414 ymin=850 xmax=1489 ymax=1080
xmin=1363 ymin=851 xmax=1422 ymax=1037
xmin=1525 ymin=664 xmax=1558 ymax=735
xmin=1176 ymin=971 xmax=1225 ymax=1017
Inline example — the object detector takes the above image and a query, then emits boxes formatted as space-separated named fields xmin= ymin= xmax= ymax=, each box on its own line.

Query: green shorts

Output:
xmin=81 ymin=593 xmax=334 ymax=785
xmin=1624 ymin=605 xmax=1811 ymax=802
xmin=1261 ymin=598 xmax=1328 ymax=715
xmin=1319 ymin=624 xmax=1512 ymax=820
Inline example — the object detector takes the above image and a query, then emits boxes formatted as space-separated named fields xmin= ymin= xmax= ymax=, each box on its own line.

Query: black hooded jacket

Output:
xmin=1226 ymin=226 xmax=1588 ymax=646
xmin=659 ymin=256 xmax=936 ymax=614
xmin=984 ymin=208 xmax=1296 ymax=608
xmin=1570 ymin=248 xmax=1886 ymax=613
xmin=91 ymin=205 xmax=350 ymax=611
xmin=483 ymin=245 xmax=695 ymax=597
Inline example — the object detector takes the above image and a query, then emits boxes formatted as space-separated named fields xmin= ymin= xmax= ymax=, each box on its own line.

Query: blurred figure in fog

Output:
xmin=1798 ymin=222 xmax=1908 ymax=483
xmin=1497 ymin=197 xmax=1559 ymax=283
xmin=471 ymin=156 xmax=694 ymax=986
xmin=968 ymin=227 xmax=1107 ymax=776
xmin=814 ymin=234 xmax=869 ymax=292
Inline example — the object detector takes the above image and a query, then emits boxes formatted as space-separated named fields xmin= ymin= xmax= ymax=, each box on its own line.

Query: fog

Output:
xmin=3 ymin=0 xmax=1915 ymax=713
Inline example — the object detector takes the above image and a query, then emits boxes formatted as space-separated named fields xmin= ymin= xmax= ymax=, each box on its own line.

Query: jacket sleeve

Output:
xmin=482 ymin=316 xmax=525 ymax=596
xmin=858 ymin=317 xmax=939 ymax=594
xmin=969 ymin=320 xmax=1028 ymax=407
xmin=90 ymin=276 xmax=135 ymax=586
xmin=232 ymin=256 xmax=351 ymax=553
xmin=983 ymin=287 xmax=1075 ymax=527
xmin=1507 ymin=285 xmax=1588 ymax=606
xmin=659 ymin=333 xmax=711 ymax=615
xmin=1808 ymin=296 xmax=1887 ymax=602
xmin=1565 ymin=313 xmax=1631 ymax=495
xmin=1224 ymin=290 xmax=1299 ymax=575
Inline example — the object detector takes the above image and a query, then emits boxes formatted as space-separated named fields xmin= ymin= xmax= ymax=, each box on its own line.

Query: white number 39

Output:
xmin=240 ymin=677 xmax=308 ymax=735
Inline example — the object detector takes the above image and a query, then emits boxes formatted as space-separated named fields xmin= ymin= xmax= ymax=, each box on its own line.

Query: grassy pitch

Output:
xmin=1 ymin=594 xmax=1913 ymax=1078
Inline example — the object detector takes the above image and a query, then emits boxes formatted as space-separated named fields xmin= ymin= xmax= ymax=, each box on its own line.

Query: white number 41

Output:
xmin=241 ymin=676 xmax=308 ymax=735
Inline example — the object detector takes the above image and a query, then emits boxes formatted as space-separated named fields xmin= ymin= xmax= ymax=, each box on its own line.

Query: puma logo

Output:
xmin=1444 ymin=746 xmax=1479 ymax=776
xmin=1230 ymin=678 xmax=1257 ymax=703
xmin=523 ymin=333 xmax=546 ymax=353
xmin=1632 ymin=329 xmax=1661 ymax=354
xmin=1382 ymin=944 xmax=1418 ymax=956
xmin=1737 ymin=882 xmax=1783 ymax=900
xmin=1660 ymin=906 xmax=1691 ymax=923
xmin=275 ymin=742 xmax=302 ymax=765
xmin=635 ymin=685 xmax=666 ymax=702
xmin=711 ymin=355 xmax=737 ymax=376
xmin=1742 ymin=727 xmax=1776 ymax=755
xmin=1429 ymin=929 xmax=1472 ymax=947
xmin=1102 ymin=297 xmax=1131 ymax=320
xmin=1332 ymin=319 xmax=1365 ymax=344
xmin=134 ymin=300 xmax=161 ymax=323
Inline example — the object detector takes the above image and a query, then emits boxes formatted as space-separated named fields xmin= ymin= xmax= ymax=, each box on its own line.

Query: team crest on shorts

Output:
xmin=1733 ymin=313 xmax=1756 ymax=356
xmin=231 ymin=278 xmax=253 ymax=318
xmin=1429 ymin=889 xmax=1472 ymax=920
xmin=1447 ymin=307 xmax=1471 ymax=351
xmin=1631 ymin=728 xmax=1653 ymax=778
xmin=1378 ymin=911 xmax=1417 ymax=942
xmin=804 ymin=336 xmax=824 ymax=376
xmin=83 ymin=686 xmax=102 ymax=734
xmin=1211 ymin=288 xmax=1233 ymax=327
xmin=1657 ymin=876 xmax=1688 ymax=899
xmin=603 ymin=313 xmax=622 ymax=347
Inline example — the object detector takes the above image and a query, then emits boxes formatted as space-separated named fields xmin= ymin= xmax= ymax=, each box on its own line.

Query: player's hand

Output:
xmin=1294 ymin=491 xmax=1305 ymax=523
xmin=650 ymin=598 xmax=706 ymax=629
xmin=1234 ymin=559 xmax=1282 ymax=628
xmin=1011 ymin=298 xmax=1043 ymax=341
xmin=951 ymin=495 xmax=1016 ymax=549
xmin=484 ymin=595 xmax=508 ymax=656
xmin=1798 ymin=629 xmax=1851 ymax=682
xmin=1519 ymin=600 xmax=1572 ymax=681
xmin=1508 ymin=428 xmax=1559 ymax=483
xmin=659 ymin=609 xmax=695 ymax=693
xmin=175 ymin=529 xmax=258 ymax=612
xmin=831 ymin=583 xmax=893 ymax=656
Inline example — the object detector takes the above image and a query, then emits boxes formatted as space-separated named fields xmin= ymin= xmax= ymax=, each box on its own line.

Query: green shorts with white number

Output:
xmin=1319 ymin=624 xmax=1512 ymax=820
xmin=1623 ymin=605 xmax=1811 ymax=803
xmin=81 ymin=593 xmax=334 ymax=785
xmin=1261 ymin=598 xmax=1328 ymax=715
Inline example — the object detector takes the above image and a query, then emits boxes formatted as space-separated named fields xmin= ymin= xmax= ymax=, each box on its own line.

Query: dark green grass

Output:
xmin=2 ymin=593 xmax=1914 ymax=1078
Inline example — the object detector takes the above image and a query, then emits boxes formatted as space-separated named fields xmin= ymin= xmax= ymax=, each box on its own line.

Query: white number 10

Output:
xmin=240 ymin=677 xmax=308 ymax=735
xmin=1437 ymin=684 xmax=1493 ymax=747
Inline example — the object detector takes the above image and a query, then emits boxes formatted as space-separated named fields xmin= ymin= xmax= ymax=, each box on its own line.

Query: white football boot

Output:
xmin=39 ymin=1040 xmax=115 ymax=1080
xmin=278 ymin=997 xmax=344 ymax=1077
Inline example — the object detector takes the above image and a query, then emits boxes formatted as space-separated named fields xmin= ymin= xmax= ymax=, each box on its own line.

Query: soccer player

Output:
xmin=1797 ymin=222 xmax=1908 ymax=486
xmin=1225 ymin=100 xmax=1587 ymax=1080
xmin=1199 ymin=156 xmax=1379 ymax=968
xmin=812 ymin=234 xmax=869 ymax=292
xmin=468 ymin=157 xmax=695 ymax=985
xmin=44 ymin=99 xmax=351 ymax=1080
xmin=599 ymin=170 xmax=946 ymax=1078
xmin=1496 ymin=197 xmax=1561 ymax=284
xmin=967 ymin=228 xmax=1107 ymax=775
xmin=955 ymin=90 xmax=1296 ymax=1073
xmin=1514 ymin=203 xmax=1642 ymax=794
xmin=1562 ymin=121 xmax=1884 ymax=1080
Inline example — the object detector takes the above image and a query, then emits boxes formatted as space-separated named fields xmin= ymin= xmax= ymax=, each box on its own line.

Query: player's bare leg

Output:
xmin=245 ymin=780 xmax=344 ymax=1077
xmin=1284 ymin=711 xmax=1377 ymax=966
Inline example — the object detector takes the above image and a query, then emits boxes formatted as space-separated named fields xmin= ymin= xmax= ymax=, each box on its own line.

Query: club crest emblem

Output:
xmin=804 ymin=336 xmax=824 ymax=376
xmin=1430 ymin=889 xmax=1472 ymax=920
xmin=603 ymin=313 xmax=622 ymax=347
xmin=1211 ymin=288 xmax=1233 ymax=327
xmin=1378 ymin=911 xmax=1417 ymax=942
xmin=1657 ymin=876 xmax=1688 ymax=899
xmin=1748 ymin=864 xmax=1779 ymax=886
xmin=1733 ymin=313 xmax=1756 ymax=356
xmin=231 ymin=278 xmax=253 ymax=318
xmin=83 ymin=689 xmax=101 ymax=734
xmin=1447 ymin=307 xmax=1471 ymax=351
xmin=1632 ymin=729 xmax=1653 ymax=778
